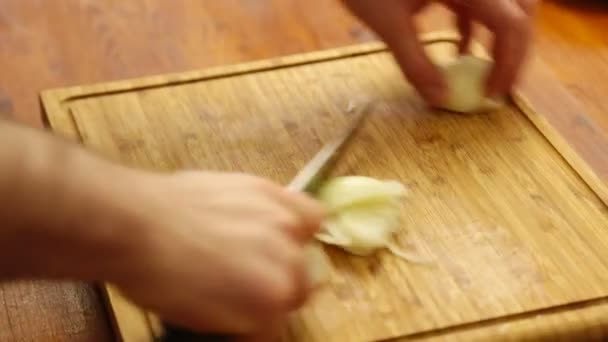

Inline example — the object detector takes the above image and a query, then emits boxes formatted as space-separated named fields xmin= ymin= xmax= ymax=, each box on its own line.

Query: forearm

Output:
xmin=0 ymin=120 xmax=142 ymax=281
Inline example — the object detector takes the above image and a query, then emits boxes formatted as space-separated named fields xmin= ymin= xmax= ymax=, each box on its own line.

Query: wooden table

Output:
xmin=1 ymin=1 xmax=607 ymax=340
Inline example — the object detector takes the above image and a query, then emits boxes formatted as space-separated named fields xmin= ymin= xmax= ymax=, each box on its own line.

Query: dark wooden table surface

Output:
xmin=1 ymin=1 xmax=607 ymax=340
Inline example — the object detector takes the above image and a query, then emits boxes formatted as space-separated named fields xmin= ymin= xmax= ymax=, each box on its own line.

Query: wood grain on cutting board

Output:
xmin=3 ymin=1 xmax=608 ymax=340
xmin=41 ymin=35 xmax=608 ymax=341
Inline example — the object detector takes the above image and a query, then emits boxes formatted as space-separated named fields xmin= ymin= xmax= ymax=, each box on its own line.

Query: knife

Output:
xmin=158 ymin=100 xmax=374 ymax=341
xmin=287 ymin=100 xmax=374 ymax=194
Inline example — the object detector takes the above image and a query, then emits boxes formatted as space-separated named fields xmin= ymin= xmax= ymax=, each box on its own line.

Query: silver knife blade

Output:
xmin=287 ymin=100 xmax=374 ymax=193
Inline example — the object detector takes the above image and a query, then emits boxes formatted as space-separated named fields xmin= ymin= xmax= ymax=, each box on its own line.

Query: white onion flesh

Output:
xmin=437 ymin=55 xmax=505 ymax=114
xmin=313 ymin=176 xmax=432 ymax=263
xmin=316 ymin=176 xmax=406 ymax=213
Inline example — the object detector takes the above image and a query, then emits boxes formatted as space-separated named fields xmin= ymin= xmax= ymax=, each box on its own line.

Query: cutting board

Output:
xmin=40 ymin=31 xmax=608 ymax=341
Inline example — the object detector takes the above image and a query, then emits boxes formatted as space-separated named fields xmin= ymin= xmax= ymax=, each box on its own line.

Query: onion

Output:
xmin=316 ymin=176 xmax=406 ymax=213
xmin=437 ymin=55 xmax=505 ymax=114
xmin=313 ymin=176 xmax=432 ymax=263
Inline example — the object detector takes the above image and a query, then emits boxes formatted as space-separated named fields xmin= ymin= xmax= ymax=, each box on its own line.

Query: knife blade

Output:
xmin=159 ymin=100 xmax=374 ymax=341
xmin=287 ymin=100 xmax=373 ymax=193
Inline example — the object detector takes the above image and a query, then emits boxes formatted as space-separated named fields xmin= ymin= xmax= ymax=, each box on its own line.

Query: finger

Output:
xmin=266 ymin=235 xmax=313 ymax=310
xmin=263 ymin=266 xmax=304 ymax=319
xmin=487 ymin=3 xmax=532 ymax=95
xmin=341 ymin=0 xmax=446 ymax=106
xmin=453 ymin=6 xmax=473 ymax=54
xmin=457 ymin=17 xmax=472 ymax=55
xmin=486 ymin=25 xmax=513 ymax=95
xmin=236 ymin=175 xmax=325 ymax=242
xmin=289 ymin=246 xmax=313 ymax=309
xmin=258 ymin=235 xmax=312 ymax=309
xmin=388 ymin=20 xmax=447 ymax=106
xmin=269 ymin=187 xmax=326 ymax=242
xmin=234 ymin=258 xmax=295 ymax=327
xmin=467 ymin=0 xmax=532 ymax=96
xmin=223 ymin=189 xmax=321 ymax=244
xmin=239 ymin=227 xmax=311 ymax=311
xmin=517 ymin=0 xmax=540 ymax=16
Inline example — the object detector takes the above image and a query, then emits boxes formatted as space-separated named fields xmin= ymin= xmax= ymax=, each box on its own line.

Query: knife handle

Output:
xmin=159 ymin=323 xmax=238 ymax=342
xmin=156 ymin=245 xmax=331 ymax=341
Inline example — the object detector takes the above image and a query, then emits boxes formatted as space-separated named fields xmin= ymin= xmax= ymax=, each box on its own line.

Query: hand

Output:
xmin=341 ymin=0 xmax=538 ymax=106
xmin=112 ymin=171 xmax=326 ymax=338
xmin=0 ymin=120 xmax=325 ymax=339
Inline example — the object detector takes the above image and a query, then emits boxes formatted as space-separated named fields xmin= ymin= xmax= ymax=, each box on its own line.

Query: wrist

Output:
xmin=49 ymin=152 xmax=154 ymax=282
xmin=0 ymin=125 xmax=152 ymax=281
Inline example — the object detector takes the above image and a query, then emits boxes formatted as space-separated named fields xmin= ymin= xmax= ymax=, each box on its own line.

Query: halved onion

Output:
xmin=437 ymin=55 xmax=505 ymax=114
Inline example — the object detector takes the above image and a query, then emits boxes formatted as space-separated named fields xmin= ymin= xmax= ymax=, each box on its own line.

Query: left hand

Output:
xmin=340 ymin=0 xmax=538 ymax=106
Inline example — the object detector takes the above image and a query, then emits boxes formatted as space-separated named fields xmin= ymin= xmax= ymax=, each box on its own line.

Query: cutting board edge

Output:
xmin=39 ymin=30 xmax=467 ymax=106
xmin=38 ymin=30 xmax=608 ymax=341
xmin=387 ymin=296 xmax=608 ymax=341
xmin=512 ymin=55 xmax=608 ymax=206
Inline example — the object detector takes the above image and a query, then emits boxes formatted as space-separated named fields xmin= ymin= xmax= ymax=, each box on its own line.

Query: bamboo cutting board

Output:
xmin=40 ymin=31 xmax=608 ymax=341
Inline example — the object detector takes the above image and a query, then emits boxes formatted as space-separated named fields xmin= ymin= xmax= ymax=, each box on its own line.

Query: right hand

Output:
xmin=112 ymin=170 xmax=326 ymax=338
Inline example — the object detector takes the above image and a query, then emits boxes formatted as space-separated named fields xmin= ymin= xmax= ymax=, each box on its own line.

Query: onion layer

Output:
xmin=313 ymin=176 xmax=430 ymax=263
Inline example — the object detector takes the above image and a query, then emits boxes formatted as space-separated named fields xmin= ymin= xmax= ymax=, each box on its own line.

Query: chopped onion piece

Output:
xmin=313 ymin=176 xmax=432 ymax=263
